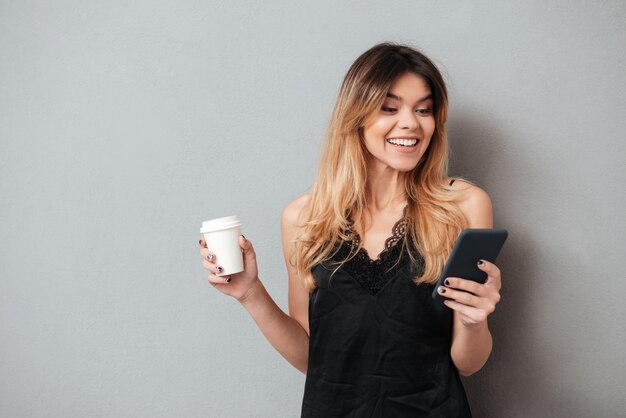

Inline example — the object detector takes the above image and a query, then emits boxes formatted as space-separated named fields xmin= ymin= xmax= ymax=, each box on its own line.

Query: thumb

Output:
xmin=240 ymin=235 xmax=255 ymax=259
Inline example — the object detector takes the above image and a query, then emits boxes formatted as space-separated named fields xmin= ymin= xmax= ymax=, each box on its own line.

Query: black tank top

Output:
xmin=301 ymin=215 xmax=472 ymax=417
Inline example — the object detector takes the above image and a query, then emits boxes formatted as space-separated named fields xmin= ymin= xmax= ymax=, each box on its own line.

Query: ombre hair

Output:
xmin=294 ymin=43 xmax=468 ymax=291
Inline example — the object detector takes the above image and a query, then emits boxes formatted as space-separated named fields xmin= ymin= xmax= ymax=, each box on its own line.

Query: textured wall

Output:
xmin=1 ymin=1 xmax=624 ymax=417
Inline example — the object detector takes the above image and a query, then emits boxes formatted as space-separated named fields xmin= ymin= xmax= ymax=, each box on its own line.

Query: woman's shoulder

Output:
xmin=282 ymin=194 xmax=312 ymax=230
xmin=447 ymin=179 xmax=493 ymax=228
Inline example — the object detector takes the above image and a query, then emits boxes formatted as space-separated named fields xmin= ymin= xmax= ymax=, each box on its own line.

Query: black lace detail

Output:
xmin=330 ymin=216 xmax=408 ymax=295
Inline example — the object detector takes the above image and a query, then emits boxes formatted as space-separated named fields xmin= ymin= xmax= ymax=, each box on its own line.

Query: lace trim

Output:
xmin=330 ymin=214 xmax=408 ymax=295
xmin=349 ymin=217 xmax=406 ymax=261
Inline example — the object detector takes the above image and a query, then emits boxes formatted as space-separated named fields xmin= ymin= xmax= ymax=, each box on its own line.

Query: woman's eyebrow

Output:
xmin=386 ymin=93 xmax=433 ymax=103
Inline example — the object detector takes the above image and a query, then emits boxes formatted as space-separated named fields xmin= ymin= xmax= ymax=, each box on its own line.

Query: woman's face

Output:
xmin=362 ymin=72 xmax=436 ymax=173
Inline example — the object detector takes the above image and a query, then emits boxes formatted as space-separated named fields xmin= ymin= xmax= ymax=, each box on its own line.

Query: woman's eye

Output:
xmin=416 ymin=108 xmax=433 ymax=115
xmin=381 ymin=106 xmax=397 ymax=112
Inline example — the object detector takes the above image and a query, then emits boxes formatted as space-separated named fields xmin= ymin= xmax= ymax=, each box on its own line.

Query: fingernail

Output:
xmin=241 ymin=234 xmax=246 ymax=241
xmin=223 ymin=277 xmax=231 ymax=283
xmin=444 ymin=279 xmax=450 ymax=286
xmin=478 ymin=260 xmax=485 ymax=267
xmin=198 ymin=239 xmax=202 ymax=245
xmin=216 ymin=266 xmax=223 ymax=274
xmin=207 ymin=254 xmax=214 ymax=262
xmin=438 ymin=286 xmax=446 ymax=293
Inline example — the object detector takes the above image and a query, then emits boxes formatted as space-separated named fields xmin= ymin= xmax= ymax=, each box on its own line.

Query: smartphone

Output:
xmin=431 ymin=228 xmax=508 ymax=304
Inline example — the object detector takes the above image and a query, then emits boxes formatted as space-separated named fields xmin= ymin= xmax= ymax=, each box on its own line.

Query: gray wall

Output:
xmin=1 ymin=1 xmax=624 ymax=417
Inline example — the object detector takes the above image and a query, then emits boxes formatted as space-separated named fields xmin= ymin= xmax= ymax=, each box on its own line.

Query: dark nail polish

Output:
xmin=199 ymin=239 xmax=202 ymax=245
xmin=224 ymin=277 xmax=231 ymax=283
xmin=241 ymin=234 xmax=246 ymax=241
xmin=438 ymin=286 xmax=446 ymax=293
xmin=478 ymin=260 xmax=485 ymax=267
xmin=444 ymin=279 xmax=450 ymax=286
xmin=216 ymin=266 xmax=223 ymax=274
xmin=207 ymin=254 xmax=214 ymax=261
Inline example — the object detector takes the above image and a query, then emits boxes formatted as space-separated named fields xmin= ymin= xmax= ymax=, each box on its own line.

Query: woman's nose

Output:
xmin=398 ymin=107 xmax=419 ymax=130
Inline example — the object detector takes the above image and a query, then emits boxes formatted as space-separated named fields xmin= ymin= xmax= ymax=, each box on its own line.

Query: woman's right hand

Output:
xmin=199 ymin=235 xmax=260 ymax=302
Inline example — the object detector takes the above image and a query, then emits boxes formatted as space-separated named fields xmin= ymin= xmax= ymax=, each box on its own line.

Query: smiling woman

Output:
xmin=363 ymin=72 xmax=436 ymax=172
xmin=199 ymin=43 xmax=500 ymax=417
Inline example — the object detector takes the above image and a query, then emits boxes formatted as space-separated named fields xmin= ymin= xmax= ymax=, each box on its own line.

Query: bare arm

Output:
xmin=438 ymin=181 xmax=502 ymax=376
xmin=199 ymin=196 xmax=311 ymax=374
xmin=239 ymin=278 xmax=310 ymax=374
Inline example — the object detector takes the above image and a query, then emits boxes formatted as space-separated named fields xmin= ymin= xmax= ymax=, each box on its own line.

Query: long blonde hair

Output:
xmin=294 ymin=43 xmax=468 ymax=291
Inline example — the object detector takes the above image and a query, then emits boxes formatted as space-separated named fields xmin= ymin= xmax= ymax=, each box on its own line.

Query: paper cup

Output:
xmin=200 ymin=215 xmax=244 ymax=276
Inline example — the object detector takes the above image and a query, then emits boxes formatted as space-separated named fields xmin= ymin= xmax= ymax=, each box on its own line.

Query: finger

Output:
xmin=443 ymin=300 xmax=489 ymax=323
xmin=199 ymin=237 xmax=207 ymax=248
xmin=240 ymin=234 xmax=250 ymax=251
xmin=240 ymin=235 xmax=256 ymax=260
xmin=199 ymin=247 xmax=216 ymax=262
xmin=441 ymin=278 xmax=501 ymax=309
xmin=202 ymin=259 xmax=224 ymax=275
xmin=478 ymin=260 xmax=501 ymax=288
xmin=443 ymin=277 xmax=485 ymax=296
xmin=208 ymin=273 xmax=232 ymax=284
xmin=437 ymin=285 xmax=482 ymax=308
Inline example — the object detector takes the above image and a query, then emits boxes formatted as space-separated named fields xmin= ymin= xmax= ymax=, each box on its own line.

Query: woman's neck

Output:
xmin=365 ymin=166 xmax=407 ymax=212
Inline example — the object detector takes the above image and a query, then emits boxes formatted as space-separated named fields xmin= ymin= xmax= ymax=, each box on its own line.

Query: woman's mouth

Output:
xmin=386 ymin=138 xmax=419 ymax=147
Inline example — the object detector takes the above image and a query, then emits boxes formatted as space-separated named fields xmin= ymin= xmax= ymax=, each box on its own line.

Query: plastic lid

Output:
xmin=200 ymin=215 xmax=241 ymax=233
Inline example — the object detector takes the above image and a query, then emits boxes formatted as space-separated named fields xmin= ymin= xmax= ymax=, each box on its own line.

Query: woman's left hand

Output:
xmin=437 ymin=260 xmax=502 ymax=328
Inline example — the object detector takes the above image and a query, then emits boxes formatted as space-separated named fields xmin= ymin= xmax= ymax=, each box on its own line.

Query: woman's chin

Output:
xmin=391 ymin=159 xmax=421 ymax=173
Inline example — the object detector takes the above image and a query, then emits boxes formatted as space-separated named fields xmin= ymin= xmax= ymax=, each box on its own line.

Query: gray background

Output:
xmin=1 ymin=1 xmax=625 ymax=417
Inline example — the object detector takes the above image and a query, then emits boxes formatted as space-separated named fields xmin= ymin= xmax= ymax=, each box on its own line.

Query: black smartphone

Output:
xmin=431 ymin=228 xmax=508 ymax=304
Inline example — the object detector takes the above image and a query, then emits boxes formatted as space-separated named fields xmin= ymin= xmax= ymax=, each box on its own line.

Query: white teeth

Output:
xmin=386 ymin=138 xmax=418 ymax=147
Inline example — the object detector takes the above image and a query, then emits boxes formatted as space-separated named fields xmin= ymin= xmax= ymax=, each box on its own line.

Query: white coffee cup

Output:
xmin=200 ymin=215 xmax=244 ymax=276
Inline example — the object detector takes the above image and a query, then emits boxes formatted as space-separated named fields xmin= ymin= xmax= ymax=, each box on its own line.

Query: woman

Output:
xmin=200 ymin=43 xmax=502 ymax=417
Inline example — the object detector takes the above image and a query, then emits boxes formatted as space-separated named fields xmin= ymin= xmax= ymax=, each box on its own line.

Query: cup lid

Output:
xmin=200 ymin=215 xmax=241 ymax=233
